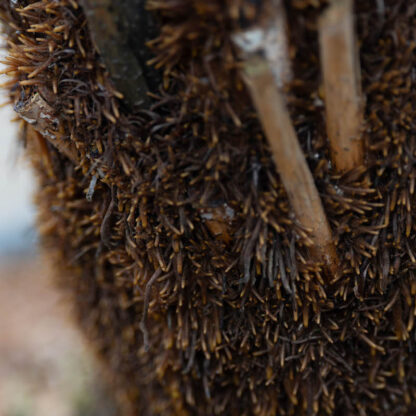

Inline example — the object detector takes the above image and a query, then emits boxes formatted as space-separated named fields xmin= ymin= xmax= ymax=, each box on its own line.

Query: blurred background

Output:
xmin=0 ymin=79 xmax=117 ymax=414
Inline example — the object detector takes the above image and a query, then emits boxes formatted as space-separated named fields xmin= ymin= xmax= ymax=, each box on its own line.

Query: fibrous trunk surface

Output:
xmin=1 ymin=1 xmax=416 ymax=415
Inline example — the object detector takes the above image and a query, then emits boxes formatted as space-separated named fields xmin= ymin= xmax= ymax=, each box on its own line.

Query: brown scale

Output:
xmin=2 ymin=0 xmax=416 ymax=415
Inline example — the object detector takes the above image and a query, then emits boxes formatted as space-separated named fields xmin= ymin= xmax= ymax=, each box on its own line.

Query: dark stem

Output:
xmin=80 ymin=0 xmax=160 ymax=109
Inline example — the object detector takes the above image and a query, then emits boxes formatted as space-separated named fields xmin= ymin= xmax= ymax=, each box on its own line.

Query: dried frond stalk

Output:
xmin=240 ymin=57 xmax=338 ymax=273
xmin=319 ymin=0 xmax=364 ymax=172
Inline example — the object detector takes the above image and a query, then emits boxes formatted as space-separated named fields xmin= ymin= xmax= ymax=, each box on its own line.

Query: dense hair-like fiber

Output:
xmin=1 ymin=0 xmax=416 ymax=414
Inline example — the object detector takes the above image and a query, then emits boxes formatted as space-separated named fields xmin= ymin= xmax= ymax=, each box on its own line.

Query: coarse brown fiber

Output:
xmin=1 ymin=0 xmax=416 ymax=415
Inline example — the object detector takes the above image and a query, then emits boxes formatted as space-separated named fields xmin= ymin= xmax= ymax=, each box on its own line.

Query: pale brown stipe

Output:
xmin=233 ymin=1 xmax=338 ymax=274
xmin=240 ymin=58 xmax=338 ymax=275
xmin=319 ymin=0 xmax=364 ymax=173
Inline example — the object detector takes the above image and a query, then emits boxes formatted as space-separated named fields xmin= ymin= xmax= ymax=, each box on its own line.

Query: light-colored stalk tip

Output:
xmin=319 ymin=0 xmax=364 ymax=173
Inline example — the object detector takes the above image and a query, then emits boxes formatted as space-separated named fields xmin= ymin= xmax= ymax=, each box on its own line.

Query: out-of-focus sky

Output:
xmin=0 ymin=95 xmax=36 ymax=255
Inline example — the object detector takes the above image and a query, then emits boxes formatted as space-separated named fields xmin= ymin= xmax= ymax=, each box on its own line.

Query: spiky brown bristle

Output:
xmin=1 ymin=0 xmax=416 ymax=415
